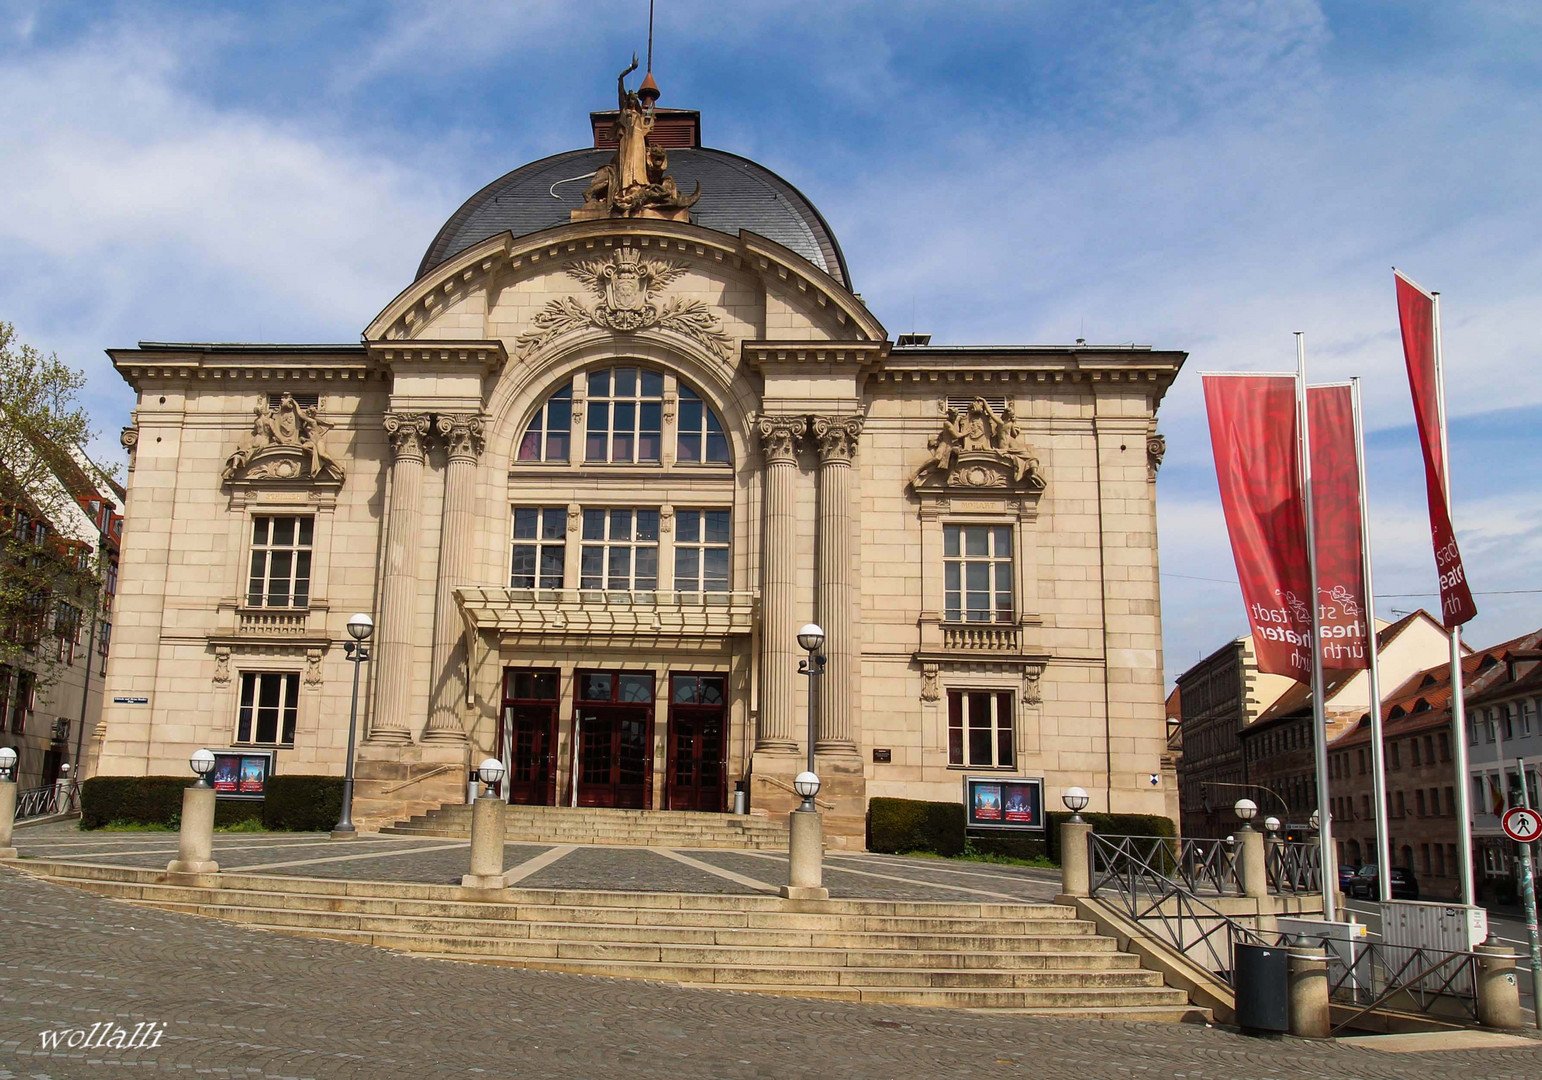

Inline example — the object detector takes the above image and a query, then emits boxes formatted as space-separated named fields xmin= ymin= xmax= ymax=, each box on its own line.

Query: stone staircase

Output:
xmin=14 ymin=860 xmax=1205 ymax=1020
xmin=381 ymin=803 xmax=792 ymax=851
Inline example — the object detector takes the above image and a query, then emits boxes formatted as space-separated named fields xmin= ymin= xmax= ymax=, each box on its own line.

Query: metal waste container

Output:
xmin=1233 ymin=943 xmax=1289 ymax=1034
xmin=732 ymin=781 xmax=748 ymax=815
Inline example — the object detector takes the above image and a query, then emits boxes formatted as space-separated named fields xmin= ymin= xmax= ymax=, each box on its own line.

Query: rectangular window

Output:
xmin=585 ymin=367 xmax=664 ymax=464
xmin=237 ymin=672 xmax=300 ymax=745
xmin=1415 ymin=789 xmax=1426 ymax=817
xmin=1439 ymin=732 xmax=1450 ymax=762
xmin=581 ymin=508 xmax=659 ymax=591
xmin=1444 ymin=786 xmax=1454 ymax=816
xmin=510 ymin=507 xmax=566 ymax=588
xmin=1391 ymin=741 xmax=1401 ymax=769
xmin=946 ymin=689 xmax=1014 ymax=768
xmin=1395 ymin=790 xmax=1406 ymax=817
xmin=673 ymin=509 xmax=730 ymax=592
xmin=247 ymin=516 xmax=313 ymax=608
xmin=943 ymin=524 xmax=1013 ymax=623
xmin=1421 ymin=843 xmax=1432 ymax=876
xmin=1521 ymin=703 xmax=1534 ymax=737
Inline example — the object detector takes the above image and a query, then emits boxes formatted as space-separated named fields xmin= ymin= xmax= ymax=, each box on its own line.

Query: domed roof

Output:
xmin=417 ymin=147 xmax=850 ymax=287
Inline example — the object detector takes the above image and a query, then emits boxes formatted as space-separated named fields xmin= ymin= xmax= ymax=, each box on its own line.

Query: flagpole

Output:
xmin=1352 ymin=378 xmax=1393 ymax=901
xmin=1432 ymin=290 xmax=1477 ymax=907
xmin=1298 ymin=333 xmax=1338 ymax=922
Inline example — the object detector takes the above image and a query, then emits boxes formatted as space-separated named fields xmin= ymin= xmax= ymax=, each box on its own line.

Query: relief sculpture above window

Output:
xmin=223 ymin=393 xmax=345 ymax=485
xmin=910 ymin=397 xmax=1044 ymax=494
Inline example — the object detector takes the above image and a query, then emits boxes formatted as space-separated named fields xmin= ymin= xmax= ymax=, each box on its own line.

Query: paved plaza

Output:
xmin=2 ymin=825 xmax=1539 ymax=1079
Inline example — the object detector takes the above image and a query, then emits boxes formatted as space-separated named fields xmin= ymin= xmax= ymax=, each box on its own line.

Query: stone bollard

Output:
xmin=1475 ymin=936 xmax=1524 ymax=1029
xmin=1287 ymin=943 xmax=1331 ymax=1038
xmin=166 ymin=785 xmax=219 ymax=878
xmin=460 ymin=796 xmax=507 ymax=890
xmin=1059 ymin=819 xmax=1093 ymax=898
xmin=1238 ymin=827 xmax=1267 ymax=899
xmin=780 ymin=810 xmax=829 ymax=900
xmin=0 ymin=779 xmax=17 ymax=859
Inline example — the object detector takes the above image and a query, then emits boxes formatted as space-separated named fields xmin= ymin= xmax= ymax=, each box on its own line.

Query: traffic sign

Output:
xmin=1502 ymin=806 xmax=1541 ymax=843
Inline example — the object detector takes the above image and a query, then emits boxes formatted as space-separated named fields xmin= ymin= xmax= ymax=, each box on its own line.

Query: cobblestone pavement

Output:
xmin=2 ymin=866 xmax=1539 ymax=1080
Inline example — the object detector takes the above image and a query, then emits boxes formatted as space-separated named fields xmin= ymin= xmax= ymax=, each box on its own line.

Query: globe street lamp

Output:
xmin=796 ymin=622 xmax=826 ymax=783
xmin=793 ymin=770 xmax=821 ymax=814
xmin=1233 ymin=798 xmax=1259 ymax=830
xmin=190 ymin=748 xmax=215 ymax=788
xmin=0 ymin=746 xmax=19 ymax=859
xmin=332 ymin=613 xmax=374 ymax=838
xmin=1263 ymin=816 xmax=1282 ymax=835
xmin=0 ymin=746 xmax=16 ymax=782
xmin=783 ymin=624 xmax=829 ymax=901
xmin=1062 ymin=786 xmax=1090 ymax=823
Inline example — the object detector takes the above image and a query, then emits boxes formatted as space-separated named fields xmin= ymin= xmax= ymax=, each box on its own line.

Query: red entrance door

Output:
xmin=667 ymin=674 xmax=727 ymax=811
xmin=573 ymin=671 xmax=654 ymax=809
xmin=500 ymin=669 xmax=558 ymax=805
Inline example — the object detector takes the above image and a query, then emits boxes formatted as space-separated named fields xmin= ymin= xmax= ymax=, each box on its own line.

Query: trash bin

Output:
xmin=732 ymin=781 xmax=748 ymax=815
xmin=1233 ymin=942 xmax=1289 ymax=1034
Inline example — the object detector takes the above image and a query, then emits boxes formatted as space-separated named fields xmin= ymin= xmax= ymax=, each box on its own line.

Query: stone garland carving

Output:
xmin=754 ymin=414 xmax=808 ymax=464
xmin=305 ymin=649 xmax=323 ymax=689
xmin=1146 ymin=432 xmax=1167 ymax=482
xmin=920 ymin=663 xmax=941 ymax=703
xmin=212 ymin=646 xmax=231 ymax=685
xmin=515 ymin=248 xmax=732 ymax=361
xmin=223 ymin=394 xmax=345 ymax=484
xmin=659 ymin=504 xmax=675 ymax=534
xmin=910 ymin=396 xmax=1045 ymax=493
xmin=567 ymin=503 xmax=582 ymax=534
xmin=812 ymin=415 xmax=864 ymax=464
xmin=437 ymin=414 xmax=486 ymax=462
xmin=383 ymin=412 xmax=432 ymax=462
xmin=1022 ymin=667 xmax=1043 ymax=707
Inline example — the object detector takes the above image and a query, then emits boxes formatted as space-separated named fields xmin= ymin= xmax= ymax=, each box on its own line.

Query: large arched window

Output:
xmin=514 ymin=366 xmax=731 ymax=467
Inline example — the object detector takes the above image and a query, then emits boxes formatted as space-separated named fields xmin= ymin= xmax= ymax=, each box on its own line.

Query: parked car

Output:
xmin=1347 ymin=864 xmax=1420 ymax=901
xmin=1337 ymin=863 xmax=1359 ymax=891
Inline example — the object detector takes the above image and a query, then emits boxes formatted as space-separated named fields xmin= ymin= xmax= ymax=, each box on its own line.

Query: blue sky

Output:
xmin=3 ymin=0 xmax=1539 ymax=683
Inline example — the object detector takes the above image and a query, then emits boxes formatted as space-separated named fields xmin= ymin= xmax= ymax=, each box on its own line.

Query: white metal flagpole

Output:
xmin=1432 ymin=291 xmax=1477 ymax=908
xmin=1352 ymin=378 xmax=1393 ymax=901
xmin=1298 ymin=333 xmax=1338 ymax=922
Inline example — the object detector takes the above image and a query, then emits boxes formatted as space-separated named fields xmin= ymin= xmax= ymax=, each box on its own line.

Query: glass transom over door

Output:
xmin=667 ymin=674 xmax=727 ymax=811
xmin=501 ymin=670 xmax=559 ymax=805
xmin=574 ymin=670 xmax=654 ymax=809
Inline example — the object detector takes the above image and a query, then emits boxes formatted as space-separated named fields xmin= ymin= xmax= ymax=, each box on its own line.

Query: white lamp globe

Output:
xmin=1309 ymin=809 xmax=1321 ymax=831
xmin=477 ymin=757 xmax=506 ymax=786
xmin=346 ymin=613 xmax=375 ymax=641
xmin=190 ymin=748 xmax=216 ymax=776
xmin=796 ymin=623 xmax=825 ymax=652
xmin=0 ymin=746 xmax=17 ymax=778
xmin=1062 ymin=786 xmax=1090 ymax=813
xmin=1233 ymin=798 xmax=1258 ymax=822
xmin=1263 ymin=815 xmax=1282 ymax=834
xmin=792 ymin=771 xmax=821 ymax=798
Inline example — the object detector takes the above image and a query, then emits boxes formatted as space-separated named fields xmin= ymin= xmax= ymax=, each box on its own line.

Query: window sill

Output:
xmin=945 ymin=764 xmax=1017 ymax=772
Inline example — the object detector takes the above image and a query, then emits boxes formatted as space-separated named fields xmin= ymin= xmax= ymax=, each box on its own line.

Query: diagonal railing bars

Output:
xmin=14 ymin=783 xmax=79 ymax=821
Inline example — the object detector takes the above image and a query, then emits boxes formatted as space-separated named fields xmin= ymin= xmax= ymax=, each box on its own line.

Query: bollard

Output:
xmin=1059 ymin=820 xmax=1093 ymax=898
xmin=1238 ymin=828 xmax=1267 ymax=899
xmin=1475 ymin=936 xmax=1524 ymax=1029
xmin=166 ymin=785 xmax=219 ymax=877
xmin=1287 ymin=943 xmax=1331 ymax=1038
xmin=780 ymin=810 xmax=828 ymax=900
xmin=460 ymin=796 xmax=507 ymax=890
xmin=0 ymin=780 xmax=17 ymax=859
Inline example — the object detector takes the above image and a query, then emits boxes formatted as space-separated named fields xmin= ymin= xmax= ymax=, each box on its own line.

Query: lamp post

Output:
xmin=1059 ymin=786 xmax=1094 ymax=898
xmin=1234 ymin=797 xmax=1266 ymax=898
xmin=462 ymin=756 xmax=508 ymax=890
xmin=167 ymin=748 xmax=219 ymax=878
xmin=782 ymin=624 xmax=829 ymax=901
xmin=332 ymin=613 xmax=374 ymax=838
xmin=0 ymin=746 xmax=18 ymax=859
xmin=1062 ymin=785 xmax=1090 ymax=823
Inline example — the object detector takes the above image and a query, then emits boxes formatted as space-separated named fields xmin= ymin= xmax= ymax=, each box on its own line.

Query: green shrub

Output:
xmin=866 ymin=797 xmax=966 ymax=856
xmin=262 ymin=775 xmax=344 ymax=832
xmin=82 ymin=776 xmax=190 ymax=829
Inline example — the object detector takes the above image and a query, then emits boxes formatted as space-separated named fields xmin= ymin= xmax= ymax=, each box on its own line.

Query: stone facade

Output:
xmin=94 ymin=123 xmax=1185 ymax=841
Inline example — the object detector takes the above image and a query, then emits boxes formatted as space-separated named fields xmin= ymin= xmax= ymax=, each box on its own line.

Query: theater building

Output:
xmin=93 ymin=70 xmax=1185 ymax=840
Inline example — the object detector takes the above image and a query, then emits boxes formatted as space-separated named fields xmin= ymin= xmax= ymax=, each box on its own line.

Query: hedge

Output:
xmin=866 ymin=797 xmax=1176 ymax=863
xmin=80 ymin=775 xmax=344 ymax=831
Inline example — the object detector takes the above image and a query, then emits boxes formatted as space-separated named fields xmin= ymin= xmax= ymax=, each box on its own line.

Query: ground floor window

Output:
xmin=237 ymin=672 xmax=299 ymax=745
xmin=947 ymin=689 xmax=1014 ymax=768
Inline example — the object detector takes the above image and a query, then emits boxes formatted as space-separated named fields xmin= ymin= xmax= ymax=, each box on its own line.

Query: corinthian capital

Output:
xmin=755 ymin=414 xmax=808 ymax=465
xmin=811 ymin=414 xmax=864 ymax=465
xmin=383 ymin=412 xmax=431 ymax=462
xmin=436 ymin=413 xmax=486 ymax=463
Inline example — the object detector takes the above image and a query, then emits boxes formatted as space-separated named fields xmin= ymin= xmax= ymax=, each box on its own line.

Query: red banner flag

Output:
xmin=1395 ymin=272 xmax=1477 ymax=627
xmin=1204 ymin=375 xmax=1314 ymax=682
xmin=1308 ymin=385 xmax=1371 ymax=670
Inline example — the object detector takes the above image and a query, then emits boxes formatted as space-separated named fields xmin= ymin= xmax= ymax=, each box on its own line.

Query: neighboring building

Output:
xmin=0 ymin=440 xmax=123 ymax=792
xmin=1239 ymin=612 xmax=1451 ymax=833
xmin=1465 ymin=644 xmax=1542 ymax=901
xmin=1175 ymin=636 xmax=1294 ymax=838
xmin=1163 ymin=685 xmax=1182 ymax=825
xmin=92 ymin=70 xmax=1186 ymax=839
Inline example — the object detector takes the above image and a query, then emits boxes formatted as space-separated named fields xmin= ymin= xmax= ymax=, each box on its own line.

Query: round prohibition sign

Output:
xmin=1501 ymin=806 xmax=1541 ymax=843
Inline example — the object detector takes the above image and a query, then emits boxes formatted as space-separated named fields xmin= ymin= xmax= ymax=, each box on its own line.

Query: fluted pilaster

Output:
xmin=813 ymin=415 xmax=862 ymax=752
xmin=424 ymin=414 xmax=484 ymax=742
xmin=370 ymin=412 xmax=431 ymax=743
xmin=756 ymin=415 xmax=806 ymax=751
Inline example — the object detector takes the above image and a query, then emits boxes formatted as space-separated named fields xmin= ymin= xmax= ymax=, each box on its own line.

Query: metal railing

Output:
xmin=1319 ymin=937 xmax=1479 ymax=1032
xmin=14 ymin=783 xmax=79 ymax=821
xmin=1266 ymin=840 xmax=1321 ymax=893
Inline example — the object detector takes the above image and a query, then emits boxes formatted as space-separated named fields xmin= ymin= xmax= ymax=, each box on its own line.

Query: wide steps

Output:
xmin=16 ymin=861 xmax=1200 ymax=1020
xmin=380 ymin=804 xmax=791 ymax=849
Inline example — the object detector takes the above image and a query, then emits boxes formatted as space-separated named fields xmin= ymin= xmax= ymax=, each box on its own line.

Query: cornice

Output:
xmin=108 ymin=343 xmax=381 ymax=389
xmin=742 ymin=341 xmax=889 ymax=370
xmin=365 ymin=340 xmax=507 ymax=374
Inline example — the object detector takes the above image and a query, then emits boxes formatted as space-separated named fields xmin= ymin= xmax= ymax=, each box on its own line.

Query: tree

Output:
xmin=0 ymin=322 xmax=105 ymax=700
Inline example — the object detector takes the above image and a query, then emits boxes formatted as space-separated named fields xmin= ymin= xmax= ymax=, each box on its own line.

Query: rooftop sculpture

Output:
xmin=573 ymin=56 xmax=701 ymax=223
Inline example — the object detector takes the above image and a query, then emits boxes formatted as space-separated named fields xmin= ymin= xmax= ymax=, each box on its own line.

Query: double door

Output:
xmin=666 ymin=674 xmax=727 ymax=812
xmin=500 ymin=670 xmax=560 ymax=805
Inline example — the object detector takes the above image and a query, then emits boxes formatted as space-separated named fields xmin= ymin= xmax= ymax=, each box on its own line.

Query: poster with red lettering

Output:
xmin=1307 ymin=385 xmax=1371 ymax=670
xmin=1204 ymin=375 xmax=1314 ymax=682
xmin=1395 ymin=272 xmax=1477 ymax=628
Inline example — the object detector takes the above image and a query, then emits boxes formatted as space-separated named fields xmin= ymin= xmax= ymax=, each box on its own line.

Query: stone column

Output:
xmin=812 ymin=415 xmax=862 ymax=752
xmin=424 ymin=414 xmax=484 ymax=742
xmin=755 ymin=415 xmax=806 ymax=751
xmin=370 ymin=412 xmax=431 ymax=743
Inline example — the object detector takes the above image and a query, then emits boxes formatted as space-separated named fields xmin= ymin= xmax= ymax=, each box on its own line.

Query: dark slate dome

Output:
xmin=417 ymin=146 xmax=850 ymax=287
